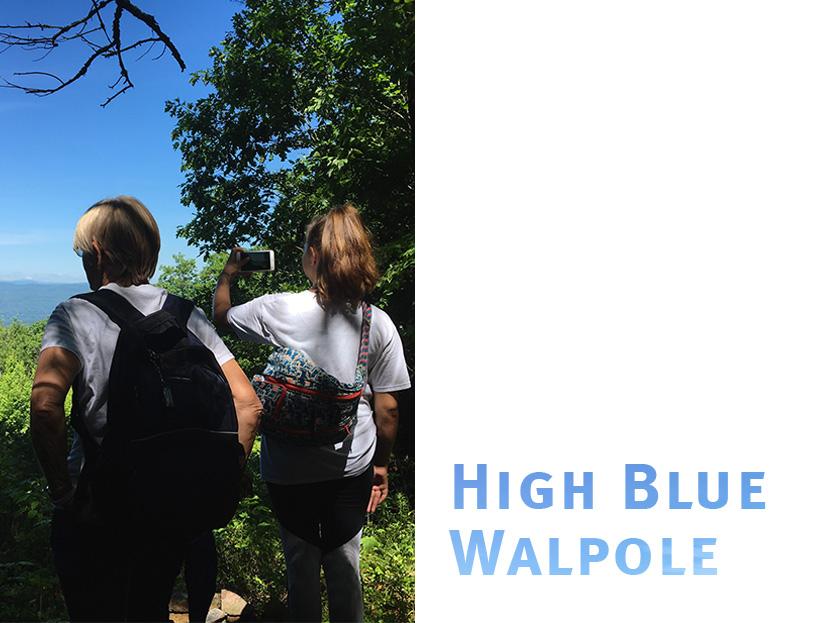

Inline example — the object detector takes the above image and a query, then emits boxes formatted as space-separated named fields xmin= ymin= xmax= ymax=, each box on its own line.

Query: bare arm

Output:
xmin=213 ymin=247 xmax=247 ymax=332
xmin=368 ymin=391 xmax=400 ymax=512
xmin=221 ymin=358 xmax=262 ymax=458
xmin=30 ymin=347 xmax=80 ymax=505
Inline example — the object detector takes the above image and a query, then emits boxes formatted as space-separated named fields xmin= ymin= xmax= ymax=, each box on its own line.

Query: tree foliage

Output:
xmin=165 ymin=0 xmax=415 ymax=364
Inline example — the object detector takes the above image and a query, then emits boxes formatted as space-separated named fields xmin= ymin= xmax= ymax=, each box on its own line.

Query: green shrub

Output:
xmin=0 ymin=359 xmax=31 ymax=437
xmin=0 ymin=321 xmax=65 ymax=622
xmin=0 ymin=320 xmax=46 ymax=376
xmin=362 ymin=492 xmax=415 ymax=623
xmin=215 ymin=440 xmax=287 ymax=612
xmin=0 ymin=314 xmax=415 ymax=622
xmin=214 ymin=452 xmax=416 ymax=622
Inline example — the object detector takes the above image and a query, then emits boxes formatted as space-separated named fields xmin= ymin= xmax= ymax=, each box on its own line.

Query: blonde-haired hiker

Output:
xmin=214 ymin=202 xmax=411 ymax=622
xmin=31 ymin=196 xmax=261 ymax=621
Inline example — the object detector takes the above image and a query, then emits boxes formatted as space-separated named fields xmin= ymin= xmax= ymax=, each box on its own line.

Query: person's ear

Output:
xmin=309 ymin=246 xmax=319 ymax=268
xmin=91 ymin=240 xmax=104 ymax=271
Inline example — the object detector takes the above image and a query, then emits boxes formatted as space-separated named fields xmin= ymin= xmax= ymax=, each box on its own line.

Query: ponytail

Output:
xmin=306 ymin=202 xmax=379 ymax=311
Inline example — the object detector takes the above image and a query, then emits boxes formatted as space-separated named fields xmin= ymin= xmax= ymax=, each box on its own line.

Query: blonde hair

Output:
xmin=73 ymin=196 xmax=161 ymax=285
xmin=306 ymin=202 xmax=379 ymax=311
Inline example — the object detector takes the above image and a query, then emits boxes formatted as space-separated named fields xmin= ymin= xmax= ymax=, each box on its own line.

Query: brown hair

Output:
xmin=73 ymin=195 xmax=161 ymax=285
xmin=306 ymin=202 xmax=379 ymax=311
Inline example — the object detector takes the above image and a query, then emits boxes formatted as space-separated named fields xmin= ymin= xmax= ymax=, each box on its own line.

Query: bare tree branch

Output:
xmin=0 ymin=0 xmax=114 ymax=46
xmin=134 ymin=39 xmax=159 ymax=62
xmin=110 ymin=3 xmax=134 ymax=95
xmin=101 ymin=83 xmax=132 ymax=107
xmin=0 ymin=0 xmax=185 ymax=107
xmin=93 ymin=0 xmax=113 ymax=45
xmin=3 ymin=41 xmax=115 ymax=96
xmin=77 ymin=27 xmax=106 ymax=51
xmin=104 ymin=36 xmax=156 ymax=57
xmin=49 ymin=0 xmax=114 ymax=44
xmin=115 ymin=0 xmax=185 ymax=72
xmin=13 ymin=71 xmax=65 ymax=84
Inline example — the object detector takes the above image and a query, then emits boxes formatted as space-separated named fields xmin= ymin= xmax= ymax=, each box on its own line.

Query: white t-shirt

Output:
xmin=226 ymin=289 xmax=411 ymax=484
xmin=41 ymin=283 xmax=234 ymax=480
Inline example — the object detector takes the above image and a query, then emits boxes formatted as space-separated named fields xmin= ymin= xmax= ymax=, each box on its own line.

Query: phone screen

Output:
xmin=240 ymin=250 xmax=274 ymax=271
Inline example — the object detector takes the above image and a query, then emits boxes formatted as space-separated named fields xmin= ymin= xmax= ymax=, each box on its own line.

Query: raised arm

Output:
xmin=221 ymin=358 xmax=262 ymax=458
xmin=30 ymin=347 xmax=81 ymax=506
xmin=213 ymin=247 xmax=247 ymax=332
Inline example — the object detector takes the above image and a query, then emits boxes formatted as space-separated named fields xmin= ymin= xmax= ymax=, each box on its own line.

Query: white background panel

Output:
xmin=418 ymin=1 xmax=830 ymax=620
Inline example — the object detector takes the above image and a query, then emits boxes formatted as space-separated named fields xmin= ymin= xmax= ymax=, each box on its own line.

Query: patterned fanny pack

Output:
xmin=251 ymin=302 xmax=372 ymax=445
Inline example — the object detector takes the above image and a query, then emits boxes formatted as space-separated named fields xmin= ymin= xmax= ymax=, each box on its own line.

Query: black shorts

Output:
xmin=266 ymin=465 xmax=374 ymax=553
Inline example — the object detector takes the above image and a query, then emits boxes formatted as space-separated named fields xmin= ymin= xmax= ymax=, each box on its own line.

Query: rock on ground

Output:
xmin=168 ymin=588 xmax=246 ymax=622
xmin=206 ymin=607 xmax=228 ymax=623
xmin=169 ymin=591 xmax=189 ymax=614
xmin=220 ymin=590 xmax=248 ymax=617
xmin=210 ymin=592 xmax=222 ymax=610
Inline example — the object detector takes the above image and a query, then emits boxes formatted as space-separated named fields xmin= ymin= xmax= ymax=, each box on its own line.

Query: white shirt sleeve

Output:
xmin=367 ymin=308 xmax=411 ymax=393
xmin=226 ymin=295 xmax=275 ymax=346
xmin=187 ymin=305 xmax=235 ymax=366
xmin=41 ymin=301 xmax=84 ymax=363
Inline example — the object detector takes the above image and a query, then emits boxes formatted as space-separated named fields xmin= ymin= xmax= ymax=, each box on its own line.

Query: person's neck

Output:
xmin=101 ymin=275 xmax=146 ymax=288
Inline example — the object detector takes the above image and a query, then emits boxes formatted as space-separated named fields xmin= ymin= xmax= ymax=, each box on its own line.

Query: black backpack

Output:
xmin=70 ymin=289 xmax=243 ymax=536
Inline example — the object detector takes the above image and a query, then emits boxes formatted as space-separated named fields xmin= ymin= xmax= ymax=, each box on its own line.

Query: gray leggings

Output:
xmin=280 ymin=525 xmax=364 ymax=622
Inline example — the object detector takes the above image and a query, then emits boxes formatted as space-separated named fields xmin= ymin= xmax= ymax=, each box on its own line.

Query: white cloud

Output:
xmin=0 ymin=232 xmax=47 ymax=246
xmin=0 ymin=271 xmax=86 ymax=283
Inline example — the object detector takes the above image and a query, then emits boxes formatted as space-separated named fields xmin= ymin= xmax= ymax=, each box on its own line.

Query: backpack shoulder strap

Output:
xmin=356 ymin=301 xmax=372 ymax=379
xmin=70 ymin=374 xmax=99 ymax=456
xmin=162 ymin=292 xmax=195 ymax=329
xmin=72 ymin=289 xmax=144 ymax=329
xmin=68 ymin=289 xmax=143 ymax=455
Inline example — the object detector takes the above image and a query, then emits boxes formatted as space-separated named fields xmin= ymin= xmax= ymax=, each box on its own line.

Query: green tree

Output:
xmin=165 ymin=0 xmax=415 ymax=365
xmin=155 ymin=253 xmax=202 ymax=302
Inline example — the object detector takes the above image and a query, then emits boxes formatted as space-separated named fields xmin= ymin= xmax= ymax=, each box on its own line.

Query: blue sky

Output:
xmin=0 ymin=1 xmax=243 ymax=282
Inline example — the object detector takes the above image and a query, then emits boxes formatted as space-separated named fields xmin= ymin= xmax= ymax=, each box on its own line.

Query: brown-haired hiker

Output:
xmin=214 ymin=202 xmax=411 ymax=622
xmin=30 ymin=196 xmax=261 ymax=622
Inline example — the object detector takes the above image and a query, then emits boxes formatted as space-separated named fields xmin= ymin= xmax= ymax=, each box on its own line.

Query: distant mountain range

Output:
xmin=0 ymin=281 xmax=90 ymax=324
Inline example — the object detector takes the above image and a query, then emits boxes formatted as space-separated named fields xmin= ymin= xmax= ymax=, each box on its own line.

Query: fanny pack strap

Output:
xmin=356 ymin=302 xmax=372 ymax=381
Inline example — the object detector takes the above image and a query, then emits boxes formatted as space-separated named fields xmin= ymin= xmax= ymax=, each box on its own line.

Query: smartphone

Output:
xmin=238 ymin=249 xmax=275 ymax=272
